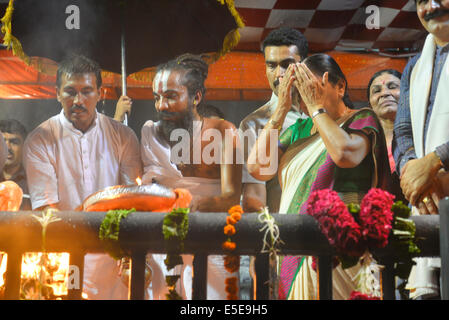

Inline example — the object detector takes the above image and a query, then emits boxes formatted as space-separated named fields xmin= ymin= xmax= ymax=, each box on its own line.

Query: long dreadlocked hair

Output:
xmin=155 ymin=53 xmax=209 ymax=99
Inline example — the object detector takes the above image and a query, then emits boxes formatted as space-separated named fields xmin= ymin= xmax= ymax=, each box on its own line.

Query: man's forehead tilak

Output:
xmin=153 ymin=69 xmax=172 ymax=93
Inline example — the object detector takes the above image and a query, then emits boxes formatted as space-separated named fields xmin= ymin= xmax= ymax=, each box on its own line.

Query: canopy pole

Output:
xmin=121 ymin=4 xmax=128 ymax=126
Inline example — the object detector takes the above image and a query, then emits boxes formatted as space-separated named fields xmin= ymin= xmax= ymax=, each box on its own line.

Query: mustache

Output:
xmin=71 ymin=104 xmax=87 ymax=112
xmin=424 ymin=9 xmax=449 ymax=21
xmin=157 ymin=110 xmax=182 ymax=119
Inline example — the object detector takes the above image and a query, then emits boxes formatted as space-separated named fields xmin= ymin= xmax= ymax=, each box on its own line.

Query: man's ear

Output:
xmin=56 ymin=86 xmax=61 ymax=103
xmin=193 ymin=90 xmax=203 ymax=106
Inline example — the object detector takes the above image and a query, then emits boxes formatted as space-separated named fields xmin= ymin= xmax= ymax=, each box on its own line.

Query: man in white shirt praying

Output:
xmin=23 ymin=54 xmax=142 ymax=299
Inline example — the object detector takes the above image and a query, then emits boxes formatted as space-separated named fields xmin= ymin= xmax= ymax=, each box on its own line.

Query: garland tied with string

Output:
xmin=222 ymin=205 xmax=244 ymax=300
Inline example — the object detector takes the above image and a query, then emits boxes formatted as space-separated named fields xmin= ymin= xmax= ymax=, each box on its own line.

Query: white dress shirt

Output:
xmin=24 ymin=110 xmax=142 ymax=300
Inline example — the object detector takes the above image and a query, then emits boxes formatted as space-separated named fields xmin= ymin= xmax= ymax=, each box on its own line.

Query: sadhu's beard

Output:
xmin=157 ymin=104 xmax=195 ymax=147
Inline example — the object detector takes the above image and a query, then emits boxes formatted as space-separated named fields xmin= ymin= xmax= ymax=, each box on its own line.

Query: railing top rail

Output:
xmin=0 ymin=211 xmax=440 ymax=258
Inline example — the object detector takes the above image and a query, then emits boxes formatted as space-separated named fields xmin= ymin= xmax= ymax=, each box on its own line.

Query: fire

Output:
xmin=0 ymin=252 xmax=70 ymax=300
xmin=136 ymin=177 xmax=142 ymax=186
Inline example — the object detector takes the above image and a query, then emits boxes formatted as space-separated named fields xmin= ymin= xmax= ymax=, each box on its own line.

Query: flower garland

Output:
xmin=99 ymin=208 xmax=136 ymax=260
xmin=222 ymin=205 xmax=244 ymax=300
xmin=162 ymin=207 xmax=190 ymax=300
xmin=306 ymin=188 xmax=420 ymax=300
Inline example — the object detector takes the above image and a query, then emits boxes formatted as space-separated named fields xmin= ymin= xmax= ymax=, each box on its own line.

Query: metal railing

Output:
xmin=0 ymin=197 xmax=447 ymax=300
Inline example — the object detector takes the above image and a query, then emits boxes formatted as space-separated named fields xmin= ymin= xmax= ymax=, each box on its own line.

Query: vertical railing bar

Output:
xmin=380 ymin=259 xmax=396 ymax=300
xmin=192 ymin=253 xmax=207 ymax=300
xmin=439 ymin=197 xmax=449 ymax=300
xmin=67 ymin=251 xmax=85 ymax=300
xmin=317 ymin=255 xmax=332 ymax=300
xmin=254 ymin=253 xmax=269 ymax=300
xmin=4 ymin=251 xmax=22 ymax=300
xmin=129 ymin=251 xmax=146 ymax=300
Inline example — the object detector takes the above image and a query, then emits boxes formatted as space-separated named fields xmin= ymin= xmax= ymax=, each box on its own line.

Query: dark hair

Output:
xmin=0 ymin=119 xmax=27 ymax=140
xmin=155 ymin=53 xmax=208 ymax=99
xmin=262 ymin=27 xmax=308 ymax=60
xmin=303 ymin=53 xmax=354 ymax=108
xmin=56 ymin=54 xmax=102 ymax=89
xmin=367 ymin=69 xmax=402 ymax=100
xmin=197 ymin=104 xmax=225 ymax=119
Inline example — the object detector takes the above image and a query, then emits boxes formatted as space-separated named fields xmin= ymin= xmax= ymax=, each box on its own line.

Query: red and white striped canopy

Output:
xmin=234 ymin=0 xmax=426 ymax=53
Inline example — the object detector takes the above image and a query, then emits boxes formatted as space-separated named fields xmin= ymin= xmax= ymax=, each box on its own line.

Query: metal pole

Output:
xmin=4 ymin=251 xmax=22 ymax=300
xmin=67 ymin=251 xmax=85 ymax=300
xmin=121 ymin=3 xmax=128 ymax=126
xmin=254 ymin=253 xmax=269 ymax=299
xmin=380 ymin=259 xmax=396 ymax=300
xmin=129 ymin=251 xmax=146 ymax=300
xmin=439 ymin=197 xmax=449 ymax=300
xmin=192 ymin=254 xmax=208 ymax=299
xmin=317 ymin=255 xmax=333 ymax=300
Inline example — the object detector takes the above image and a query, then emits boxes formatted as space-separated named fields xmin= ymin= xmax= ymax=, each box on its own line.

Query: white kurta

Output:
xmin=24 ymin=110 xmax=142 ymax=300
xmin=141 ymin=120 xmax=235 ymax=300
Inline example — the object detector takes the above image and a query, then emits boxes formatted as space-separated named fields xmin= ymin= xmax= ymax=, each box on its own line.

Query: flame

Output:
xmin=0 ymin=252 xmax=70 ymax=299
xmin=136 ymin=177 xmax=142 ymax=186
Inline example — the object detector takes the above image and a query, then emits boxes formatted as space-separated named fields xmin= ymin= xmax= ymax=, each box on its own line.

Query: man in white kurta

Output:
xmin=24 ymin=54 xmax=142 ymax=299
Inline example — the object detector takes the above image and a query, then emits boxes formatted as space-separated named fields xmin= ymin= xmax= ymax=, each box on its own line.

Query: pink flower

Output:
xmin=349 ymin=291 xmax=381 ymax=300
xmin=306 ymin=189 xmax=363 ymax=257
xmin=359 ymin=188 xmax=395 ymax=248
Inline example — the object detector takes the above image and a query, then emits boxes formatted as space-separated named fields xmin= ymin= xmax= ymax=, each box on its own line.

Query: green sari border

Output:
xmin=287 ymin=256 xmax=306 ymax=299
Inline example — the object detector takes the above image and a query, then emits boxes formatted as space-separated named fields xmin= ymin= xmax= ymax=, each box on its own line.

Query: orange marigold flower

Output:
xmin=222 ymin=241 xmax=236 ymax=251
xmin=228 ymin=205 xmax=244 ymax=215
xmin=226 ymin=215 xmax=237 ymax=225
xmin=225 ymin=277 xmax=238 ymax=285
xmin=230 ymin=212 xmax=242 ymax=222
xmin=224 ymin=224 xmax=236 ymax=236
xmin=224 ymin=255 xmax=240 ymax=273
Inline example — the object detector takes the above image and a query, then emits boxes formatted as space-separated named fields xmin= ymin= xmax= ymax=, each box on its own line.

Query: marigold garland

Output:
xmin=222 ymin=204 xmax=244 ymax=300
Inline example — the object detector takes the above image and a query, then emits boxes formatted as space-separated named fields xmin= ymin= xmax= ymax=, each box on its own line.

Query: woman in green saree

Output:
xmin=247 ymin=54 xmax=391 ymax=299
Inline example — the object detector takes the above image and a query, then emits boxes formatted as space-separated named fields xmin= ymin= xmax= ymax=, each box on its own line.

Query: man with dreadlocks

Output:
xmin=140 ymin=53 xmax=242 ymax=299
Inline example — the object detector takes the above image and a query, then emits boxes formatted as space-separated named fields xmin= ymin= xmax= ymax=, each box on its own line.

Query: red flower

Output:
xmin=306 ymin=189 xmax=363 ymax=257
xmin=359 ymin=188 xmax=395 ymax=248
xmin=349 ymin=291 xmax=380 ymax=300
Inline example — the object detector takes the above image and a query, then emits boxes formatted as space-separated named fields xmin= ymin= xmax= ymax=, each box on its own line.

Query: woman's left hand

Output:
xmin=293 ymin=63 xmax=328 ymax=115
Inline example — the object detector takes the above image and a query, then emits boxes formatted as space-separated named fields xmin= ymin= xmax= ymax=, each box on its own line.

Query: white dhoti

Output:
xmin=140 ymin=120 xmax=238 ymax=299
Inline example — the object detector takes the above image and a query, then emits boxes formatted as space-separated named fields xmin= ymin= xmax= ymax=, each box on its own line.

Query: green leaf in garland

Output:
xmin=99 ymin=208 xmax=136 ymax=260
xmin=166 ymin=289 xmax=183 ymax=300
xmin=392 ymin=201 xmax=411 ymax=219
xmin=162 ymin=207 xmax=190 ymax=300
xmin=164 ymin=254 xmax=184 ymax=271
xmin=165 ymin=275 xmax=181 ymax=287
